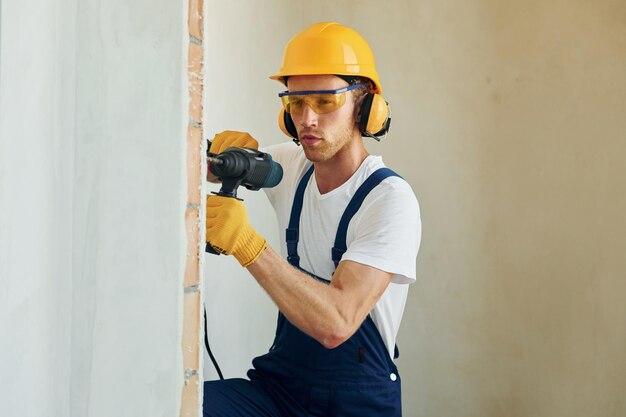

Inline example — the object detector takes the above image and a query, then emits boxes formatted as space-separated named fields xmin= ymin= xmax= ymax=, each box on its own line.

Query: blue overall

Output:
xmin=204 ymin=166 xmax=403 ymax=417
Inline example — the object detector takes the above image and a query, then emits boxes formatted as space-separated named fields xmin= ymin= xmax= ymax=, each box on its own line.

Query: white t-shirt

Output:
xmin=262 ymin=142 xmax=421 ymax=359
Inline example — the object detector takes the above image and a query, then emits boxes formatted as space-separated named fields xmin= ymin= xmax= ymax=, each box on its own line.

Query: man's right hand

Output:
xmin=209 ymin=130 xmax=259 ymax=154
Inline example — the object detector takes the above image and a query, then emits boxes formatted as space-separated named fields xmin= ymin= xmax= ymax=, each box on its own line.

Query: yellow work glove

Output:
xmin=209 ymin=130 xmax=259 ymax=154
xmin=205 ymin=195 xmax=267 ymax=267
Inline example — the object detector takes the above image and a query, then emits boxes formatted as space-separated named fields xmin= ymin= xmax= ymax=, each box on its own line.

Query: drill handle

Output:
xmin=205 ymin=243 xmax=220 ymax=255
xmin=215 ymin=180 xmax=244 ymax=200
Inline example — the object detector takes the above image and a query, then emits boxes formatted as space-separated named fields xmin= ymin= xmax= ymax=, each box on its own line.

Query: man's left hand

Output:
xmin=205 ymin=195 xmax=267 ymax=267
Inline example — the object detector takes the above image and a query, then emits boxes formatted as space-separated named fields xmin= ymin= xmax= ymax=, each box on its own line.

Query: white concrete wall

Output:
xmin=0 ymin=1 xmax=187 ymax=416
xmin=204 ymin=1 xmax=626 ymax=417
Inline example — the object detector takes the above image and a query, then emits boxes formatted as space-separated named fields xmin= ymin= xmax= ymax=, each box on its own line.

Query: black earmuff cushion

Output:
xmin=284 ymin=111 xmax=298 ymax=139
xmin=359 ymin=93 xmax=374 ymax=134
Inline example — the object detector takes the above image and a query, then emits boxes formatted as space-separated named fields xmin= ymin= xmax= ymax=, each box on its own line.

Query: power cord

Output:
xmin=203 ymin=306 xmax=224 ymax=380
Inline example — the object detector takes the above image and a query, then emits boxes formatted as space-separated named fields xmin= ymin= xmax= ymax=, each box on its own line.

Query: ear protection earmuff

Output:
xmin=278 ymin=107 xmax=299 ymax=142
xmin=278 ymin=93 xmax=391 ymax=144
xmin=358 ymin=93 xmax=391 ymax=140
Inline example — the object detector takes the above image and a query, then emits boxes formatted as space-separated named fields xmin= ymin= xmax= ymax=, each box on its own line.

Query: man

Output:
xmin=204 ymin=22 xmax=421 ymax=417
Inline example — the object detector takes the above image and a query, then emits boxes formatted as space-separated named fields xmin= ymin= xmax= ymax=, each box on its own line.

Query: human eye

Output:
xmin=314 ymin=95 xmax=335 ymax=110
xmin=287 ymin=97 xmax=304 ymax=113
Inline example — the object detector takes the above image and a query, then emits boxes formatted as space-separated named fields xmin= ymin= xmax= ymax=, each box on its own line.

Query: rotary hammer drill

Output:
xmin=205 ymin=145 xmax=283 ymax=254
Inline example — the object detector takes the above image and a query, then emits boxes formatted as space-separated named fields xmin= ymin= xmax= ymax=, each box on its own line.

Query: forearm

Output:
xmin=205 ymin=172 xmax=392 ymax=347
xmin=247 ymin=246 xmax=363 ymax=349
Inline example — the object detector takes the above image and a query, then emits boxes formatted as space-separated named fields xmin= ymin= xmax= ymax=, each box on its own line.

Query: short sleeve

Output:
xmin=341 ymin=178 xmax=421 ymax=284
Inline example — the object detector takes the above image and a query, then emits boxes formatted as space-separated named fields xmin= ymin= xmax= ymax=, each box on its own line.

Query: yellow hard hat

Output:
xmin=270 ymin=22 xmax=382 ymax=94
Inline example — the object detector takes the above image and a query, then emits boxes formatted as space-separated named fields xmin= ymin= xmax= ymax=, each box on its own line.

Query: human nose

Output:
xmin=296 ymin=103 xmax=318 ymax=128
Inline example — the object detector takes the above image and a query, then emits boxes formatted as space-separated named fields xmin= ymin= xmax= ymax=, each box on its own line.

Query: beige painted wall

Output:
xmin=205 ymin=1 xmax=626 ymax=416
xmin=362 ymin=1 xmax=626 ymax=416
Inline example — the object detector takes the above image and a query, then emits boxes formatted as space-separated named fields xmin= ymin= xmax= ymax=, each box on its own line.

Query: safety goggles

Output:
xmin=278 ymin=83 xmax=366 ymax=115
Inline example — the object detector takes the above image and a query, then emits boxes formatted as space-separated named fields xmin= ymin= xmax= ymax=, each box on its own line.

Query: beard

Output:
xmin=300 ymin=120 xmax=356 ymax=163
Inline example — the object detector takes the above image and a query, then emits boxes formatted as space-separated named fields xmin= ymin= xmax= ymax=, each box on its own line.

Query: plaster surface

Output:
xmin=1 ymin=1 xmax=187 ymax=416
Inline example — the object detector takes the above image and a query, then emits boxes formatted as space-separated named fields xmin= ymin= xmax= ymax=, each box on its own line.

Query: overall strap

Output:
xmin=286 ymin=165 xmax=314 ymax=268
xmin=332 ymin=167 xmax=402 ymax=269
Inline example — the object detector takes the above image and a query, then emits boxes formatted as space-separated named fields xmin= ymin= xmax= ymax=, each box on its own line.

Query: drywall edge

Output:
xmin=179 ymin=0 xmax=204 ymax=415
